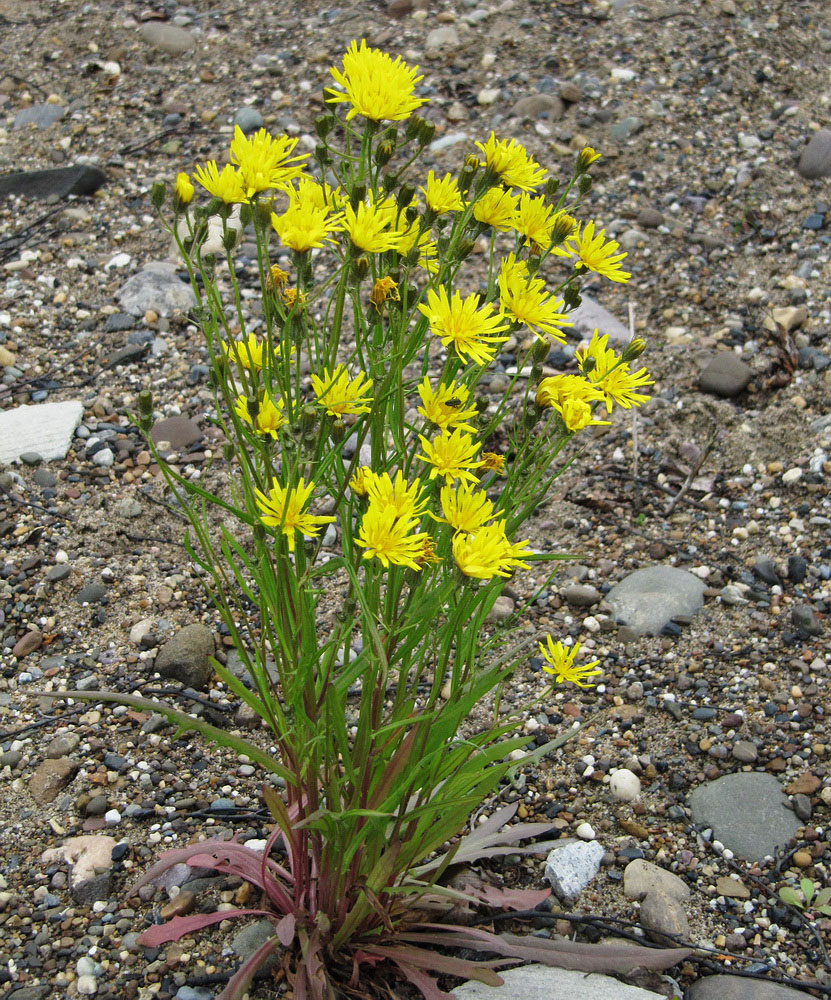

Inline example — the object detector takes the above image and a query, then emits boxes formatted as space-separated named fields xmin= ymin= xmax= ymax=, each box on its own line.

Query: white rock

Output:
xmin=575 ymin=822 xmax=596 ymax=840
xmin=0 ymin=400 xmax=84 ymax=464
xmin=77 ymin=974 xmax=98 ymax=995
xmin=452 ymin=965 xmax=670 ymax=999
xmin=782 ymin=467 xmax=802 ymax=484
xmin=609 ymin=768 xmax=641 ymax=802
xmin=129 ymin=619 xmax=153 ymax=645
xmin=41 ymin=835 xmax=118 ymax=886
xmin=545 ymin=840 xmax=604 ymax=904
xmin=477 ymin=88 xmax=500 ymax=106
xmin=104 ymin=809 xmax=121 ymax=825
xmin=105 ymin=252 xmax=131 ymax=270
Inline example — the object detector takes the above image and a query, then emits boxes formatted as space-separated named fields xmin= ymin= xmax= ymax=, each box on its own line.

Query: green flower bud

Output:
xmin=300 ymin=404 xmax=317 ymax=434
xmin=532 ymin=338 xmax=551 ymax=364
xmin=138 ymin=389 xmax=154 ymax=418
xmin=622 ymin=338 xmax=647 ymax=363
xmin=314 ymin=143 xmax=332 ymax=167
xmin=351 ymin=255 xmax=369 ymax=282
xmin=456 ymin=238 xmax=475 ymax=261
xmin=458 ymin=164 xmax=477 ymax=195
xmin=579 ymin=175 xmax=592 ymax=195
xmin=222 ymin=227 xmax=238 ymax=252
xmin=562 ymin=285 xmax=582 ymax=311
xmin=544 ymin=177 xmax=560 ymax=200
xmin=253 ymin=199 xmax=273 ymax=229
xmin=150 ymin=181 xmax=166 ymax=211
xmin=375 ymin=140 xmax=394 ymax=167
xmin=405 ymin=115 xmax=425 ymax=141
xmin=580 ymin=355 xmax=597 ymax=375
xmin=253 ymin=522 xmax=267 ymax=543
xmin=330 ymin=419 xmax=346 ymax=443
xmin=223 ymin=442 xmax=236 ymax=462
xmin=246 ymin=394 xmax=260 ymax=422
xmin=398 ymin=183 xmax=416 ymax=208
xmin=314 ymin=115 xmax=334 ymax=141
xmin=350 ymin=184 xmax=366 ymax=210
xmin=418 ymin=119 xmax=436 ymax=146
xmin=382 ymin=173 xmax=398 ymax=193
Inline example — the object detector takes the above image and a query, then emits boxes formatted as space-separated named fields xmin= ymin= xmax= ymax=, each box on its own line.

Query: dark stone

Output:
xmin=787 ymin=555 xmax=807 ymax=583
xmin=149 ymin=416 xmax=202 ymax=450
xmin=792 ymin=604 xmax=822 ymax=636
xmin=698 ymin=353 xmax=753 ymax=398
xmin=104 ymin=313 xmax=137 ymax=333
xmin=72 ymin=871 xmax=113 ymax=905
xmin=77 ymin=583 xmax=108 ymax=605
xmin=154 ymin=624 xmax=215 ymax=690
xmin=13 ymin=104 xmax=65 ymax=129
xmin=46 ymin=564 xmax=72 ymax=583
xmin=798 ymin=128 xmax=831 ymax=179
xmin=0 ymin=166 xmax=108 ymax=200
xmin=104 ymin=344 xmax=148 ymax=368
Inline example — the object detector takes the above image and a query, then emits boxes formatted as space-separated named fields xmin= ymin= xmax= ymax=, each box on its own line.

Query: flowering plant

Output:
xmin=45 ymin=40 xmax=676 ymax=1000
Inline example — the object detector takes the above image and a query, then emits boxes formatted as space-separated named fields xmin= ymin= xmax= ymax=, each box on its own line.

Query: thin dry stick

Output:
xmin=664 ymin=425 xmax=719 ymax=515
xmin=628 ymin=300 xmax=639 ymax=481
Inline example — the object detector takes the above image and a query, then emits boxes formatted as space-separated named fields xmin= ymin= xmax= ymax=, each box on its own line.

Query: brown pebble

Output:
xmin=160 ymin=890 xmax=196 ymax=920
xmin=786 ymin=773 xmax=821 ymax=796
xmin=793 ymin=850 xmax=813 ymax=868
xmin=12 ymin=630 xmax=43 ymax=658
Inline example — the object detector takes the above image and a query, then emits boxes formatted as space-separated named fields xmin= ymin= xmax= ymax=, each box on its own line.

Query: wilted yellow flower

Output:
xmin=229 ymin=126 xmax=308 ymax=197
xmin=539 ymin=636 xmax=602 ymax=687
xmin=349 ymin=466 xmax=374 ymax=497
xmin=267 ymin=265 xmax=290 ymax=292
xmin=222 ymin=333 xmax=265 ymax=370
xmin=271 ymin=181 xmax=344 ymax=252
xmin=498 ymin=253 xmax=573 ymax=342
xmin=416 ymin=428 xmax=484 ymax=486
xmin=417 ymin=377 xmax=478 ymax=433
xmin=418 ymin=286 xmax=510 ymax=367
xmin=193 ymin=161 xmax=246 ymax=204
xmin=512 ymin=193 xmax=558 ymax=251
xmin=175 ymin=172 xmax=194 ymax=205
xmin=234 ymin=394 xmax=285 ymax=438
xmin=452 ymin=521 xmax=532 ymax=579
xmin=311 ymin=365 xmax=373 ymax=417
xmin=481 ymin=452 xmax=506 ymax=474
xmin=365 ymin=470 xmax=428 ymax=519
xmin=439 ymin=483 xmax=501 ymax=534
xmin=552 ymin=220 xmax=631 ymax=283
xmin=370 ymin=276 xmax=400 ymax=308
xmin=549 ymin=211 xmax=579 ymax=247
xmin=472 ymin=187 xmax=519 ymax=231
xmin=255 ymin=477 xmax=335 ymax=552
xmin=475 ymin=132 xmax=547 ymax=191
xmin=282 ymin=287 xmax=306 ymax=308
xmin=421 ymin=170 xmax=464 ymax=214
xmin=356 ymin=503 xmax=430 ymax=570
xmin=327 ymin=39 xmax=427 ymax=122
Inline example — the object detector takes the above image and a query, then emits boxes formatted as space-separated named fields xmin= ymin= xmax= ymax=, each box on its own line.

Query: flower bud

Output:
xmin=457 ymin=164 xmax=477 ymax=195
xmin=246 ymin=395 xmax=260 ymax=423
xmin=150 ymin=181 xmax=166 ymax=211
xmin=418 ymin=119 xmax=436 ymax=146
xmin=532 ymin=338 xmax=550 ymax=364
xmin=314 ymin=115 xmax=334 ymax=141
xmin=580 ymin=355 xmax=597 ymax=375
xmin=405 ymin=115 xmax=426 ymax=141
xmin=223 ymin=442 xmax=236 ymax=462
xmin=383 ymin=126 xmax=398 ymax=144
xmin=330 ymin=419 xmax=346 ymax=443
xmin=138 ymin=389 xmax=154 ymax=418
xmin=253 ymin=199 xmax=273 ymax=229
xmin=300 ymin=404 xmax=317 ymax=434
xmin=562 ymin=285 xmax=582 ymax=311
xmin=350 ymin=184 xmax=366 ymax=210
xmin=576 ymin=146 xmax=601 ymax=174
xmin=622 ymin=338 xmax=647 ymax=363
xmin=222 ymin=227 xmax=238 ymax=252
xmin=351 ymin=255 xmax=369 ymax=282
xmin=174 ymin=172 xmax=194 ymax=206
xmin=579 ymin=175 xmax=592 ymax=195
xmin=382 ymin=173 xmax=398 ymax=193
xmin=375 ymin=141 xmax=394 ymax=167
xmin=544 ymin=177 xmax=560 ymax=200
xmin=456 ymin=238 xmax=475 ymax=261
xmin=314 ymin=143 xmax=332 ymax=167
xmin=398 ymin=183 xmax=416 ymax=208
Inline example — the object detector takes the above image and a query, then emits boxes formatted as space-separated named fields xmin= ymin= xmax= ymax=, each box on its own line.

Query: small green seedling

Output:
xmin=779 ymin=878 xmax=831 ymax=916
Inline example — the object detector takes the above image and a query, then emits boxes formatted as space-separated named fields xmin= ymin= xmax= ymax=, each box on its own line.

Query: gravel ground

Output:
xmin=1 ymin=1 xmax=830 ymax=999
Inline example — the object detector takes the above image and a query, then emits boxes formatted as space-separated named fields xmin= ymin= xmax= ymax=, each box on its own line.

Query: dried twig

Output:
xmin=664 ymin=426 xmax=719 ymax=515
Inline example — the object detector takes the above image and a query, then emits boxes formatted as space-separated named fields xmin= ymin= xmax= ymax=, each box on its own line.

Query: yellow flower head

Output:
xmin=234 ymin=394 xmax=286 ymax=439
xmin=349 ymin=466 xmax=374 ymax=497
xmin=577 ymin=330 xmax=653 ymax=412
xmin=475 ymin=132 xmax=547 ymax=191
xmin=556 ymin=396 xmax=611 ymax=432
xmin=421 ymin=170 xmax=464 ymax=215
xmin=343 ymin=197 xmax=404 ymax=254
xmin=576 ymin=329 xmax=619 ymax=380
xmin=552 ymin=220 xmax=631 ymax=283
xmin=282 ymin=287 xmax=306 ymax=308
xmin=222 ymin=333 xmax=265 ymax=370
xmin=472 ymin=187 xmax=519 ymax=231
xmin=481 ymin=451 xmax=506 ymax=475
xmin=416 ymin=428 xmax=483 ymax=486
xmin=271 ymin=182 xmax=345 ymax=252
xmin=576 ymin=146 xmax=602 ymax=173
xmin=539 ymin=636 xmax=602 ymax=687
xmin=365 ymin=470 xmax=428 ymax=519
xmin=175 ymin=172 xmax=194 ymax=205
xmin=512 ymin=193 xmax=558 ymax=251
xmin=536 ymin=373 xmax=604 ymax=409
xmin=193 ymin=161 xmax=246 ymax=204
xmin=439 ymin=483 xmax=502 ymax=534
xmin=397 ymin=223 xmax=439 ymax=274
xmin=229 ymin=126 xmax=309 ymax=197
xmin=311 ymin=365 xmax=373 ymax=417
xmin=267 ymin=264 xmax=290 ymax=293
xmin=498 ymin=253 xmax=573 ymax=342
xmin=452 ymin=521 xmax=532 ymax=579
xmin=418 ymin=286 xmax=510 ymax=367
xmin=255 ymin=477 xmax=335 ymax=552
xmin=370 ymin=276 xmax=400 ymax=309
xmin=327 ymin=39 xmax=427 ymax=122
xmin=417 ymin=377 xmax=478 ymax=433
xmin=356 ymin=503 xmax=430 ymax=570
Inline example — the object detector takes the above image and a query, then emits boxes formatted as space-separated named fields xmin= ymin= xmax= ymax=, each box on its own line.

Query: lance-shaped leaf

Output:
xmin=138 ymin=909 xmax=276 ymax=947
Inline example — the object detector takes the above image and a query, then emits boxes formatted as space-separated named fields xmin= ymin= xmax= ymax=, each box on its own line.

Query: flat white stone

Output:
xmin=568 ymin=294 xmax=631 ymax=344
xmin=0 ymin=399 xmax=83 ymax=464
xmin=453 ymin=965 xmax=665 ymax=999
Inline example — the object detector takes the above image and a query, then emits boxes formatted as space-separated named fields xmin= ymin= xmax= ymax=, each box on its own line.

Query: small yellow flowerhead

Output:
xmin=452 ymin=521 xmax=532 ymax=579
xmin=193 ymin=161 xmax=246 ymax=204
xmin=267 ymin=264 xmax=290 ymax=293
xmin=365 ymin=470 xmax=428 ymax=520
xmin=370 ymin=276 xmax=400 ymax=309
xmin=356 ymin=502 xmax=431 ymax=571
xmin=539 ymin=636 xmax=602 ymax=687
xmin=498 ymin=253 xmax=573 ymax=342
xmin=536 ymin=373 xmax=604 ymax=410
xmin=175 ymin=171 xmax=194 ymax=205
xmin=416 ymin=428 xmax=484 ymax=486
xmin=234 ymin=394 xmax=285 ymax=438
xmin=282 ymin=287 xmax=306 ymax=309
xmin=475 ymin=132 xmax=547 ymax=191
xmin=557 ymin=396 xmax=611 ymax=432
xmin=229 ymin=126 xmax=309 ymax=197
xmin=418 ymin=286 xmax=510 ymax=367
xmin=270 ymin=180 xmax=345 ymax=252
xmin=327 ymin=39 xmax=427 ymax=122
xmin=512 ymin=193 xmax=558 ymax=252
xmin=472 ymin=187 xmax=519 ymax=232
xmin=349 ymin=466 xmax=374 ymax=497
xmin=310 ymin=365 xmax=373 ymax=417
xmin=222 ymin=333 xmax=265 ymax=370
xmin=421 ymin=170 xmax=464 ymax=215
xmin=481 ymin=452 xmax=506 ymax=475
xmin=342 ymin=197 xmax=404 ymax=254
xmin=439 ymin=482 xmax=502 ymax=534
xmin=255 ymin=477 xmax=335 ymax=552
xmin=551 ymin=220 xmax=631 ymax=283
xmin=417 ymin=377 xmax=478 ymax=434
xmin=576 ymin=146 xmax=602 ymax=174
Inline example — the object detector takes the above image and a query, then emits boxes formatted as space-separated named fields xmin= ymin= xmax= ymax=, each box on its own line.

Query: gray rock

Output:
xmin=46 ymin=733 xmax=80 ymax=758
xmin=19 ymin=452 xmax=43 ymax=466
xmin=176 ymin=987 xmax=216 ymax=1000
xmin=698 ymin=353 xmax=753 ymax=398
xmin=116 ymin=262 xmax=196 ymax=317
xmin=623 ymin=860 xmax=689 ymax=902
xmin=637 ymin=207 xmax=664 ymax=228
xmin=139 ymin=22 xmax=196 ymax=54
xmin=544 ymin=840 xmax=604 ymax=905
xmin=752 ymin=555 xmax=780 ymax=586
xmin=425 ymin=25 xmax=459 ymax=51
xmin=689 ymin=772 xmax=801 ymax=861
xmin=231 ymin=918 xmax=280 ymax=972
xmin=452 ymin=965 xmax=667 ymax=999
xmin=32 ymin=468 xmax=57 ymax=487
xmin=509 ymin=94 xmax=564 ymax=120
xmin=568 ymin=294 xmax=631 ymax=345
xmin=797 ymin=128 xmax=831 ymax=180
xmin=149 ymin=415 xmax=202 ymax=450
xmin=609 ymin=116 xmax=642 ymax=141
xmin=689 ymin=974 xmax=816 ymax=1000
xmin=234 ymin=107 xmax=264 ymax=133
xmin=115 ymin=498 xmax=143 ymax=519
xmin=639 ymin=889 xmax=689 ymax=942
xmin=7 ymin=987 xmax=52 ymax=1000
xmin=224 ymin=650 xmax=277 ymax=689
xmin=561 ymin=584 xmax=602 ymax=607
xmin=77 ymin=583 xmax=108 ymax=605
xmin=154 ymin=624 xmax=215 ymax=690
xmin=605 ymin=566 xmax=706 ymax=636
xmin=105 ymin=343 xmax=148 ymax=368
xmin=0 ymin=166 xmax=107 ymax=200
xmin=72 ymin=871 xmax=113 ymax=905
xmin=46 ymin=564 xmax=72 ymax=583
xmin=731 ymin=740 xmax=758 ymax=763
xmin=792 ymin=604 xmax=822 ymax=636
xmin=0 ymin=400 xmax=84 ymax=464
xmin=14 ymin=104 xmax=65 ymax=129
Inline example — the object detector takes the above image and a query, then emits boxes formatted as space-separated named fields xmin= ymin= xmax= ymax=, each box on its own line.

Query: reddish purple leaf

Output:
xmin=396 ymin=962 xmax=458 ymax=1000
xmin=275 ymin=912 xmax=296 ymax=947
xmin=465 ymin=884 xmax=551 ymax=910
xmin=137 ymin=909 xmax=275 ymax=946
xmin=216 ymin=934 xmax=284 ymax=1000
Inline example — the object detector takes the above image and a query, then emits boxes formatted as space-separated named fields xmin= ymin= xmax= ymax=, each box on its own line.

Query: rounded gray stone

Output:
xmin=139 ymin=22 xmax=195 ymax=55
xmin=623 ymin=859 xmax=689 ymax=903
xmin=116 ymin=262 xmax=196 ymax=317
xmin=698 ymin=353 xmax=753 ymax=398
xmin=509 ymin=94 xmax=564 ymax=120
xmin=234 ymin=107 xmax=264 ymax=133
xmin=154 ymin=624 xmax=215 ymax=690
xmin=605 ymin=566 xmax=706 ymax=636
xmin=452 ymin=966 xmax=667 ymax=999
xmin=689 ymin=974 xmax=816 ymax=1000
xmin=688 ymin=772 xmax=801 ymax=861
xmin=797 ymin=128 xmax=831 ymax=180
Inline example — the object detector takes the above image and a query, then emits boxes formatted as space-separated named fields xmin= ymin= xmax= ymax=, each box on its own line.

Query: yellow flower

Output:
xmin=294 ymin=176 xmax=345 ymax=211
xmin=575 ymin=329 xmax=619 ymax=380
xmin=370 ymin=276 xmax=400 ymax=308
xmin=397 ymin=224 xmax=439 ymax=274
xmin=576 ymin=330 xmax=653 ymax=412
xmin=193 ymin=161 xmax=246 ymax=204
xmin=576 ymin=146 xmax=602 ymax=173
xmin=421 ymin=171 xmax=464 ymax=214
xmin=282 ymin=287 xmax=306 ymax=308
xmin=549 ymin=211 xmax=579 ymax=247
xmin=498 ymin=253 xmax=573 ymax=342
xmin=343 ymin=198 xmax=404 ymax=254
xmin=472 ymin=187 xmax=519 ymax=231
xmin=311 ymin=365 xmax=373 ymax=417
xmin=418 ymin=286 xmax=510 ymax=367
xmin=416 ymin=428 xmax=483 ymax=486
xmin=234 ymin=394 xmax=285 ymax=438
xmin=327 ymin=39 xmax=427 ymax=122
xmin=267 ymin=265 xmax=290 ymax=293
xmin=271 ymin=182 xmax=344 ymax=252
xmin=439 ymin=483 xmax=501 ymax=534
xmin=475 ymin=132 xmax=547 ymax=191
xmin=229 ymin=126 xmax=308 ymax=197
xmin=552 ymin=220 xmax=631 ymax=283
xmin=365 ymin=470 xmax=428 ymax=519
xmin=356 ymin=503 xmax=430 ymax=570
xmin=416 ymin=377 xmax=478 ymax=433
xmin=222 ymin=333 xmax=265 ymax=370
xmin=175 ymin=172 xmax=194 ymax=205
xmin=512 ymin=193 xmax=557 ymax=251
xmin=556 ymin=396 xmax=611 ymax=432
xmin=255 ymin=477 xmax=335 ymax=552
xmin=349 ymin=466 xmax=374 ymax=496
xmin=452 ymin=521 xmax=532 ymax=579
xmin=539 ymin=637 xmax=602 ymax=687
xmin=536 ymin=373 xmax=604 ymax=409
xmin=481 ymin=452 xmax=506 ymax=475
